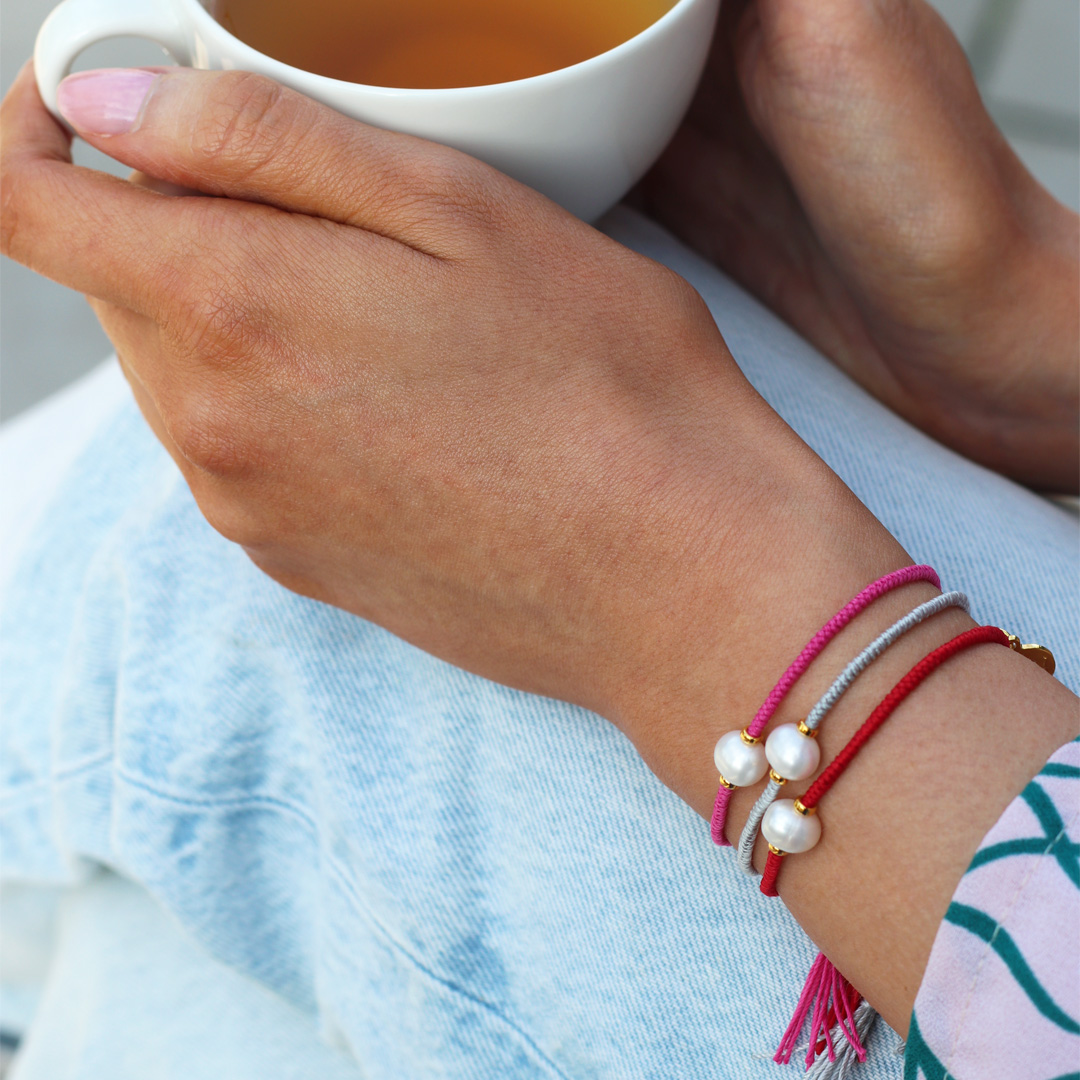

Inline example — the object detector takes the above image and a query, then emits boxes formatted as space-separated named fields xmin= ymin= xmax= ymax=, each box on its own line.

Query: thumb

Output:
xmin=55 ymin=66 xmax=492 ymax=250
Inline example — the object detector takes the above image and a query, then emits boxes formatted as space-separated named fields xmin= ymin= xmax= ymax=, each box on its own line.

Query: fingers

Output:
xmin=88 ymin=296 xmax=188 ymax=474
xmin=1 ymin=60 xmax=73 ymax=164
xmin=2 ymin=63 xmax=249 ymax=319
xmin=92 ymin=295 xmax=254 ymax=495
xmin=55 ymin=66 xmax=521 ymax=254
xmin=127 ymin=168 xmax=204 ymax=198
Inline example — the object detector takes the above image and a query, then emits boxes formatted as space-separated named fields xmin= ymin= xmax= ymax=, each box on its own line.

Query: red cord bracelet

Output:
xmin=759 ymin=625 xmax=1010 ymax=897
xmin=766 ymin=624 xmax=1055 ymax=1075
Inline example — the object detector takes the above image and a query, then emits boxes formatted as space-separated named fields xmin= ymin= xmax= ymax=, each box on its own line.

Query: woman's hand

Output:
xmin=1 ymin=61 xmax=865 ymax=731
xmin=3 ymin=62 xmax=1077 ymax=1036
xmin=641 ymin=0 xmax=1079 ymax=491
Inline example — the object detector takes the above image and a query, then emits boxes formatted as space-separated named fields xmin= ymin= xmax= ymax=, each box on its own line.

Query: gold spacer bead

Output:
xmin=739 ymin=728 xmax=760 ymax=746
xmin=794 ymin=799 xmax=817 ymax=816
xmin=797 ymin=720 xmax=817 ymax=738
xmin=717 ymin=774 xmax=737 ymax=791
xmin=767 ymin=844 xmax=788 ymax=858
xmin=768 ymin=769 xmax=788 ymax=786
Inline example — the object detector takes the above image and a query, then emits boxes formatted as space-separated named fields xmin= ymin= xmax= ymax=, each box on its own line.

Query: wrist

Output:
xmin=607 ymin=507 xmax=1078 ymax=1032
xmin=602 ymin=419 xmax=912 ymax=793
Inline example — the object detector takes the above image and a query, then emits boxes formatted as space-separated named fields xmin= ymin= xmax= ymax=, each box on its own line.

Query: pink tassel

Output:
xmin=775 ymin=953 xmax=830 ymax=1065
xmin=827 ymin=980 xmax=866 ymax=1064
xmin=775 ymin=953 xmax=868 ymax=1070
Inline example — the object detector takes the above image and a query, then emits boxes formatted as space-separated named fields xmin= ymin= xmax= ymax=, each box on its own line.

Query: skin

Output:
xmin=642 ymin=0 xmax=1080 ymax=491
xmin=1 ymin=0 xmax=1077 ymax=1038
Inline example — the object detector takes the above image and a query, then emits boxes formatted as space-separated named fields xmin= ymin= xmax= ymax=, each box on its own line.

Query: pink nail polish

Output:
xmin=57 ymin=69 xmax=158 ymax=135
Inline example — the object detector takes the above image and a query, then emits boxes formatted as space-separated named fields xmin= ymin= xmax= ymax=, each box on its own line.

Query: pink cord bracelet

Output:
xmin=709 ymin=564 xmax=940 ymax=845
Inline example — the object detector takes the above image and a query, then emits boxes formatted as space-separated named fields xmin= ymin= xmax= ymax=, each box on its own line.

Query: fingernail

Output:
xmin=57 ymin=69 xmax=158 ymax=135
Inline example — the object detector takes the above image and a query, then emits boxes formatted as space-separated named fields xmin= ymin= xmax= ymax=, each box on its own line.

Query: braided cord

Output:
xmin=745 ymin=566 xmax=941 ymax=741
xmin=801 ymin=625 xmax=1008 ymax=809
xmin=735 ymin=591 xmax=969 ymax=874
xmin=712 ymin=564 xmax=941 ymax=845
xmin=760 ymin=625 xmax=1010 ymax=896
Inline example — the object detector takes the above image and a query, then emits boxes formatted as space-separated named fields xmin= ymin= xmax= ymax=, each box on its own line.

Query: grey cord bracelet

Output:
xmin=736 ymin=590 xmax=971 ymax=875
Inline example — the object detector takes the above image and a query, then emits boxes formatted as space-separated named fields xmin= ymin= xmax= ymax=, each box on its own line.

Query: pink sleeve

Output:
xmin=906 ymin=737 xmax=1080 ymax=1079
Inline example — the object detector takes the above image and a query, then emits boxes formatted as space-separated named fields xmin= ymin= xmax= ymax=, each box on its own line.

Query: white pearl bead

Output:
xmin=713 ymin=730 xmax=768 ymax=787
xmin=761 ymin=799 xmax=821 ymax=854
xmin=765 ymin=723 xmax=821 ymax=781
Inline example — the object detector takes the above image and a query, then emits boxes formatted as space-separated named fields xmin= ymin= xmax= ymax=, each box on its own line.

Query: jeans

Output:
xmin=2 ymin=207 xmax=1077 ymax=1079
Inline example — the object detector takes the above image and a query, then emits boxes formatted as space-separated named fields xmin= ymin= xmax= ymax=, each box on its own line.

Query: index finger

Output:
xmin=2 ymin=62 xmax=239 ymax=319
xmin=54 ymin=66 xmax=541 ymax=256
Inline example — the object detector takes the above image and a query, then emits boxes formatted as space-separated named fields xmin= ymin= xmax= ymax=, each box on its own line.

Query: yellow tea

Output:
xmin=211 ymin=0 xmax=674 ymax=89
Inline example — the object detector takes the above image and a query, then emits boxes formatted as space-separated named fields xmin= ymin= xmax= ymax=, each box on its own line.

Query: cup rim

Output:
xmin=182 ymin=0 xmax=701 ymax=96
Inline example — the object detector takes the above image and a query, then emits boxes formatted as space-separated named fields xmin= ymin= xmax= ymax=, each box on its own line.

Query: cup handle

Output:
xmin=34 ymin=0 xmax=193 ymax=120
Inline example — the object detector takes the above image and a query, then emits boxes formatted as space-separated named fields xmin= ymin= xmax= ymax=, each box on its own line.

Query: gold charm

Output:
xmin=1003 ymin=632 xmax=1056 ymax=675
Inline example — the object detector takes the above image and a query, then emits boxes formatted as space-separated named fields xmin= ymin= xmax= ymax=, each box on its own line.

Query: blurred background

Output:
xmin=1 ymin=0 xmax=1078 ymax=421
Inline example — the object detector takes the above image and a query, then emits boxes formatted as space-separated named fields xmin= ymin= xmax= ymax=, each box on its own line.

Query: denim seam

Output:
xmin=320 ymin=852 xmax=575 ymax=1080
xmin=110 ymin=769 xmax=574 ymax=1079
xmin=114 ymin=768 xmax=323 ymax=830
xmin=0 ymin=750 xmax=114 ymax=812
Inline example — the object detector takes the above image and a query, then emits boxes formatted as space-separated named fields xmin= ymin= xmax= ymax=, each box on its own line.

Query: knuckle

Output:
xmin=168 ymin=387 xmax=257 ymax=480
xmin=389 ymin=150 xmax=507 ymax=237
xmin=164 ymin=279 xmax=238 ymax=364
xmin=0 ymin=158 xmax=49 ymax=265
xmin=0 ymin=172 xmax=25 ymax=261
xmin=890 ymin=195 xmax=1023 ymax=297
xmin=161 ymin=214 xmax=274 ymax=368
xmin=638 ymin=259 xmax=710 ymax=324
xmin=185 ymin=277 xmax=253 ymax=362
xmin=414 ymin=154 xmax=483 ymax=212
xmin=190 ymin=71 xmax=301 ymax=180
xmin=193 ymin=488 xmax=266 ymax=549
xmin=617 ymin=260 xmax=720 ymax=360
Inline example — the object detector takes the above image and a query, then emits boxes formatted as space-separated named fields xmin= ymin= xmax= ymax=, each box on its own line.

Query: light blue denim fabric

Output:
xmin=2 ymin=207 xmax=1077 ymax=1079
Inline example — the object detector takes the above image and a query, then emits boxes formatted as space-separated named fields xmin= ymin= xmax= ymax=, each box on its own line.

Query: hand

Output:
xmin=3 ymin=63 xmax=1076 ymax=1037
xmin=641 ymin=0 xmax=1079 ymax=491
xmin=1 ymin=61 xmax=862 ymax=729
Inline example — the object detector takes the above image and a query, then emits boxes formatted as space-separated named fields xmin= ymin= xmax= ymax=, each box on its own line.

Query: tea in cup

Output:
xmin=36 ymin=0 xmax=719 ymax=220
xmin=212 ymin=0 xmax=678 ymax=90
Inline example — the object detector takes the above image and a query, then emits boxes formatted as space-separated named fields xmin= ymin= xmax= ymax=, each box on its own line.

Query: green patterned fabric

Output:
xmin=906 ymin=738 xmax=1079 ymax=1079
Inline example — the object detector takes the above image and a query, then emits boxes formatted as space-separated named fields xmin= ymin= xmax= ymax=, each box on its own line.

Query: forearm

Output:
xmin=603 ymin=428 xmax=1080 ymax=1033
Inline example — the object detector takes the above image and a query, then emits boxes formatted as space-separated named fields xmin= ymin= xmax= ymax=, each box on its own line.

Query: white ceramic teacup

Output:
xmin=35 ymin=0 xmax=720 ymax=221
